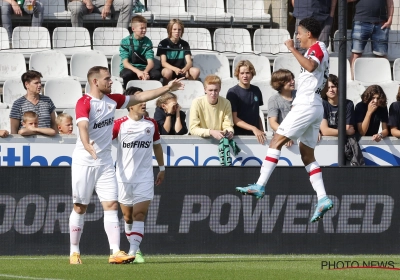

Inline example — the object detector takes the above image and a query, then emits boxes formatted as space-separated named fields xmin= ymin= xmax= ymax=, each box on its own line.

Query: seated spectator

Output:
xmin=226 ymin=60 xmax=265 ymax=144
xmin=189 ymin=75 xmax=234 ymax=140
xmin=0 ymin=129 xmax=9 ymax=138
xmin=154 ymin=92 xmax=188 ymax=135
xmin=9 ymin=70 xmax=57 ymax=134
xmin=355 ymin=85 xmax=389 ymax=142
xmin=1 ymin=0 xmax=44 ymax=44
xmin=320 ymin=74 xmax=355 ymax=136
xmin=157 ymin=19 xmax=200 ymax=86
xmin=18 ymin=111 xmax=56 ymax=136
xmin=57 ymin=113 xmax=74 ymax=135
xmin=68 ymin=0 xmax=132 ymax=29
xmin=268 ymin=69 xmax=296 ymax=147
xmin=389 ymin=87 xmax=400 ymax=137
xmin=119 ymin=15 xmax=161 ymax=88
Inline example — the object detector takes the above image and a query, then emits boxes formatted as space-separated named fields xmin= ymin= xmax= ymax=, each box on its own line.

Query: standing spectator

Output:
xmin=1 ymin=0 xmax=44 ymax=44
xmin=157 ymin=19 xmax=200 ymax=85
xmin=68 ymin=0 xmax=132 ymax=29
xmin=189 ymin=75 xmax=234 ymax=140
xmin=9 ymin=71 xmax=58 ymax=134
xmin=349 ymin=0 xmax=394 ymax=79
xmin=154 ymin=92 xmax=188 ymax=135
xmin=119 ymin=15 xmax=161 ymax=88
xmin=388 ymin=87 xmax=400 ymax=137
xmin=57 ymin=113 xmax=74 ymax=135
xmin=320 ymin=74 xmax=355 ymax=136
xmin=355 ymin=85 xmax=389 ymax=142
xmin=18 ymin=111 xmax=56 ymax=136
xmin=268 ymin=69 xmax=297 ymax=147
xmin=226 ymin=60 xmax=265 ymax=144
xmin=292 ymin=0 xmax=337 ymax=53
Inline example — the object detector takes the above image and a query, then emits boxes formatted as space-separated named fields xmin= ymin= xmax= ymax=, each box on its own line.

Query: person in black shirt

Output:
xmin=388 ymin=86 xmax=400 ymax=137
xmin=154 ymin=92 xmax=188 ymax=135
xmin=157 ymin=19 xmax=200 ymax=85
xmin=354 ymin=85 xmax=389 ymax=141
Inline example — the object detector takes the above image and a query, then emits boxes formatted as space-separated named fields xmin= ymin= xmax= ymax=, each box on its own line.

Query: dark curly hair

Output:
xmin=361 ymin=85 xmax=387 ymax=107
xmin=299 ymin=17 xmax=322 ymax=39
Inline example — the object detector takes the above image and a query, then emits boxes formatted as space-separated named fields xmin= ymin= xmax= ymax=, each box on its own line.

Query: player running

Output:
xmin=236 ymin=17 xmax=333 ymax=223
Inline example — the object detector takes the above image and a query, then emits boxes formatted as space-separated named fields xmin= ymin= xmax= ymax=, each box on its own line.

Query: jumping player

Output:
xmin=69 ymin=66 xmax=184 ymax=265
xmin=112 ymin=87 xmax=165 ymax=264
xmin=235 ymin=17 xmax=333 ymax=223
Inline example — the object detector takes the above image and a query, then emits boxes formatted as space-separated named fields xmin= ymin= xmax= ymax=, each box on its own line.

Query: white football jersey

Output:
xmin=113 ymin=116 xmax=161 ymax=183
xmin=72 ymin=94 xmax=128 ymax=166
xmin=293 ymin=41 xmax=329 ymax=106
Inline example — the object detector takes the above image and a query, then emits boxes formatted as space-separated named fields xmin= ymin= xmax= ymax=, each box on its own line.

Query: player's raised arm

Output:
xmin=126 ymin=78 xmax=185 ymax=107
xmin=285 ymin=39 xmax=319 ymax=73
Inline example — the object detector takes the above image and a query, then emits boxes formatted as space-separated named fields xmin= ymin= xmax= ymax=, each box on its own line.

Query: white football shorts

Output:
xmin=276 ymin=104 xmax=323 ymax=149
xmin=71 ymin=163 xmax=118 ymax=204
xmin=118 ymin=181 xmax=154 ymax=207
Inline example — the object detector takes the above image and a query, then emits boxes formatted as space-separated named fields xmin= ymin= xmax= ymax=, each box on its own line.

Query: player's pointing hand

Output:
xmin=167 ymin=77 xmax=185 ymax=92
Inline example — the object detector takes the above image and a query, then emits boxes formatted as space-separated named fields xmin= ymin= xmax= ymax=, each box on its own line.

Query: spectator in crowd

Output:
xmin=348 ymin=0 xmax=394 ymax=79
xmin=292 ymin=0 xmax=337 ymax=53
xmin=9 ymin=71 xmax=57 ymax=134
xmin=268 ymin=69 xmax=297 ymax=147
xmin=226 ymin=60 xmax=265 ymax=144
xmin=18 ymin=111 xmax=56 ymax=136
xmin=189 ymin=75 xmax=234 ymax=140
xmin=57 ymin=113 xmax=74 ymax=135
xmin=388 ymin=87 xmax=400 ymax=137
xmin=119 ymin=15 xmax=161 ymax=88
xmin=0 ymin=129 xmax=9 ymax=137
xmin=154 ymin=92 xmax=188 ymax=135
xmin=355 ymin=85 xmax=389 ymax=142
xmin=157 ymin=19 xmax=200 ymax=86
xmin=1 ymin=0 xmax=44 ymax=44
xmin=68 ymin=0 xmax=132 ymax=29
xmin=320 ymin=74 xmax=355 ymax=137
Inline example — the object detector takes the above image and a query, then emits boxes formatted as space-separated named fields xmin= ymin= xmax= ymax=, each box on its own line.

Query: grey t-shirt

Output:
xmin=267 ymin=91 xmax=296 ymax=127
xmin=354 ymin=0 xmax=388 ymax=23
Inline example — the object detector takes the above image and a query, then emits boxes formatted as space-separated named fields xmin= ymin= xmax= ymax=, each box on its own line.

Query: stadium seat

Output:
xmin=388 ymin=30 xmax=400 ymax=62
xmin=146 ymin=107 xmax=156 ymax=118
xmin=0 ymin=53 xmax=26 ymax=84
xmin=251 ymin=81 xmax=277 ymax=114
xmin=213 ymin=28 xmax=253 ymax=59
xmin=226 ymin=0 xmax=271 ymax=25
xmin=44 ymin=78 xmax=82 ymax=110
xmin=115 ymin=109 xmax=128 ymax=120
xmin=393 ymin=58 xmax=400 ymax=83
xmin=0 ymin=27 xmax=10 ymax=50
xmin=85 ymin=77 xmax=124 ymax=94
xmin=52 ymin=27 xmax=91 ymax=58
xmin=2 ymin=78 xmax=26 ymax=107
xmin=346 ymin=81 xmax=364 ymax=106
xmin=11 ymin=27 xmax=51 ymax=55
xmin=70 ymin=50 xmax=108 ymax=84
xmin=92 ymin=27 xmax=129 ymax=57
xmin=273 ymin=54 xmax=302 ymax=81
xmin=0 ymin=109 xmax=11 ymax=131
xmin=126 ymin=80 xmax=163 ymax=108
xmin=187 ymin=0 xmax=233 ymax=23
xmin=332 ymin=29 xmax=372 ymax=57
xmin=147 ymin=27 xmax=168 ymax=50
xmin=42 ymin=0 xmax=71 ymax=19
xmin=193 ymin=53 xmax=231 ymax=81
xmin=232 ymin=54 xmax=271 ymax=82
xmin=329 ymin=57 xmax=351 ymax=82
xmin=110 ymin=53 xmax=123 ymax=83
xmin=181 ymin=28 xmax=213 ymax=53
xmin=354 ymin=58 xmax=393 ymax=85
xmin=29 ymin=51 xmax=69 ymax=82
xmin=177 ymin=80 xmax=205 ymax=110
xmin=253 ymin=29 xmax=290 ymax=56
xmin=146 ymin=0 xmax=194 ymax=21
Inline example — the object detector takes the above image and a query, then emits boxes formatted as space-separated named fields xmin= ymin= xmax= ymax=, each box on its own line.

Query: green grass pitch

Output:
xmin=0 ymin=255 xmax=399 ymax=280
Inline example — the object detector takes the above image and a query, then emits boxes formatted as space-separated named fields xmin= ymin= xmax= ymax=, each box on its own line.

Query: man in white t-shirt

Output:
xmin=69 ymin=66 xmax=183 ymax=265
xmin=236 ymin=17 xmax=333 ymax=223
xmin=112 ymin=86 xmax=165 ymax=264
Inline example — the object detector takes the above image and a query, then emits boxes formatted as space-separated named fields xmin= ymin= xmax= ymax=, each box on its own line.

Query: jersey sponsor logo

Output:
xmin=122 ymin=141 xmax=152 ymax=148
xmin=93 ymin=117 xmax=114 ymax=129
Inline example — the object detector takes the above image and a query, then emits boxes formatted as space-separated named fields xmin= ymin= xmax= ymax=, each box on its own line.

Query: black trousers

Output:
xmin=120 ymin=68 xmax=162 ymax=89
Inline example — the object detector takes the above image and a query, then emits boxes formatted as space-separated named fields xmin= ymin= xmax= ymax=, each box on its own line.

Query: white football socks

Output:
xmin=256 ymin=148 xmax=281 ymax=186
xmin=127 ymin=221 xmax=144 ymax=255
xmin=69 ymin=210 xmax=85 ymax=256
xmin=305 ymin=161 xmax=327 ymax=200
xmin=104 ymin=210 xmax=120 ymax=254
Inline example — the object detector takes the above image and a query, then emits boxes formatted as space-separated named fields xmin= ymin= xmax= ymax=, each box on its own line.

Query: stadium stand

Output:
xmin=253 ymin=29 xmax=290 ymax=56
xmin=329 ymin=57 xmax=352 ymax=82
xmin=52 ymin=27 xmax=91 ymax=58
xmin=232 ymin=54 xmax=271 ymax=82
xmin=394 ymin=58 xmax=400 ymax=83
xmin=44 ymin=78 xmax=83 ymax=110
xmin=388 ymin=30 xmax=400 ymax=62
xmin=273 ymin=54 xmax=302 ymax=82
xmin=42 ymin=0 xmax=71 ymax=20
xmin=187 ymin=0 xmax=233 ymax=23
xmin=0 ymin=109 xmax=11 ymax=131
xmin=146 ymin=107 xmax=156 ymax=119
xmin=147 ymin=27 xmax=168 ymax=50
xmin=2 ymin=78 xmax=28 ymax=108
xmin=70 ymin=50 xmax=108 ymax=84
xmin=114 ymin=108 xmax=128 ymax=120
xmin=110 ymin=53 xmax=123 ymax=82
xmin=0 ymin=53 xmax=26 ymax=85
xmin=213 ymin=28 xmax=253 ymax=59
xmin=92 ymin=27 xmax=129 ymax=57
xmin=29 ymin=51 xmax=69 ymax=82
xmin=345 ymin=81 xmax=364 ymax=106
xmin=226 ymin=0 xmax=271 ymax=25
xmin=0 ymin=27 xmax=10 ymax=50
xmin=146 ymin=0 xmax=194 ymax=22
xmin=11 ymin=27 xmax=51 ymax=56
xmin=126 ymin=80 xmax=163 ymax=108
xmin=181 ymin=28 xmax=213 ymax=53
xmin=174 ymin=80 xmax=204 ymax=110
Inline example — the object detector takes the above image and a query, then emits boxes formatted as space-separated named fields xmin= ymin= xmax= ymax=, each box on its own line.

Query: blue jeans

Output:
xmin=351 ymin=21 xmax=389 ymax=56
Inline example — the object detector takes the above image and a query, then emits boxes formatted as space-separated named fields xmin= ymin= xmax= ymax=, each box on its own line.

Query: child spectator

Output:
xmin=57 ymin=113 xmax=74 ymax=135
xmin=157 ymin=19 xmax=200 ymax=85
xmin=388 ymin=86 xmax=400 ymax=137
xmin=154 ymin=92 xmax=188 ymax=135
xmin=355 ymin=85 xmax=389 ymax=142
xmin=268 ymin=69 xmax=297 ymax=147
xmin=18 ymin=111 xmax=57 ymax=136
xmin=119 ymin=15 xmax=161 ymax=88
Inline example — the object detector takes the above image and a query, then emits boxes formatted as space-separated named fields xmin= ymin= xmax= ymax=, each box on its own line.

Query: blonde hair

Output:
xmin=234 ymin=60 xmax=256 ymax=79
xmin=56 ymin=113 xmax=73 ymax=125
xmin=131 ymin=15 xmax=147 ymax=26
xmin=22 ymin=111 xmax=38 ymax=122
xmin=156 ymin=92 xmax=177 ymax=108
xmin=167 ymin=19 xmax=184 ymax=38
xmin=203 ymin=75 xmax=222 ymax=89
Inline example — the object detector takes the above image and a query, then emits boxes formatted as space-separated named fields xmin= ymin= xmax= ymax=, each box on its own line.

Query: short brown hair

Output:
xmin=203 ymin=75 xmax=221 ymax=89
xmin=131 ymin=15 xmax=147 ymax=26
xmin=167 ymin=19 xmax=184 ymax=38
xmin=234 ymin=60 xmax=256 ymax=79
xmin=270 ymin=69 xmax=294 ymax=92
xmin=22 ymin=111 xmax=38 ymax=122
xmin=56 ymin=113 xmax=73 ymax=125
xmin=361 ymin=85 xmax=387 ymax=107
xmin=21 ymin=70 xmax=42 ymax=90
xmin=87 ymin=66 xmax=109 ymax=82
xmin=156 ymin=92 xmax=177 ymax=108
